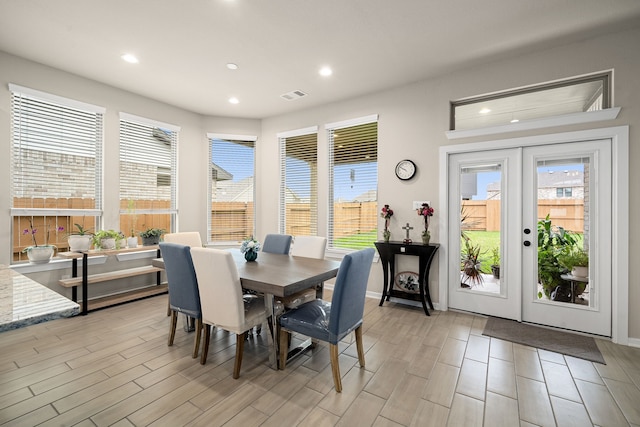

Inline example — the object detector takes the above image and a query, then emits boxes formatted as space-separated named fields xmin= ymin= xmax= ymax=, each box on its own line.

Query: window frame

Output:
xmin=9 ymin=84 xmax=105 ymax=263
xmin=119 ymin=112 xmax=179 ymax=238
xmin=277 ymin=126 xmax=319 ymax=238
xmin=207 ymin=133 xmax=258 ymax=245
xmin=326 ymin=115 xmax=379 ymax=252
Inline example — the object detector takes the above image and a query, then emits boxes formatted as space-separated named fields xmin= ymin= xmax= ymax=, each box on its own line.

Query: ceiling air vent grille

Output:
xmin=280 ymin=90 xmax=307 ymax=101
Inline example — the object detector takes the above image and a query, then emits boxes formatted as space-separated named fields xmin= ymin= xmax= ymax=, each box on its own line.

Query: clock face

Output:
xmin=395 ymin=160 xmax=416 ymax=180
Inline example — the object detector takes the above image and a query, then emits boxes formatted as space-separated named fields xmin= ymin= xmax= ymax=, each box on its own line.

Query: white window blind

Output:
xmin=278 ymin=127 xmax=318 ymax=237
xmin=119 ymin=113 xmax=178 ymax=237
xmin=208 ymin=134 xmax=257 ymax=243
xmin=10 ymin=84 xmax=104 ymax=261
xmin=327 ymin=116 xmax=378 ymax=250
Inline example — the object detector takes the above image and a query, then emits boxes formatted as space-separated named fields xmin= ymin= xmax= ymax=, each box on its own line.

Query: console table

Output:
xmin=374 ymin=241 xmax=439 ymax=316
xmin=58 ymin=246 xmax=164 ymax=315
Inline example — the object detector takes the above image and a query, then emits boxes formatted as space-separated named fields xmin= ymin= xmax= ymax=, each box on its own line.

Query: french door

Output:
xmin=447 ymin=139 xmax=612 ymax=336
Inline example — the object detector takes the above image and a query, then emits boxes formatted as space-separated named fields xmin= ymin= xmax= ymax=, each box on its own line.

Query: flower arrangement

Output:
xmin=22 ymin=219 xmax=64 ymax=252
xmin=240 ymin=236 xmax=261 ymax=253
xmin=240 ymin=236 xmax=261 ymax=261
xmin=417 ymin=203 xmax=434 ymax=237
xmin=380 ymin=204 xmax=394 ymax=242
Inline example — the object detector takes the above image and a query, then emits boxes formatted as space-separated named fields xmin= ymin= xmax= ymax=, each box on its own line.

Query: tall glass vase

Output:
xmin=422 ymin=231 xmax=430 ymax=245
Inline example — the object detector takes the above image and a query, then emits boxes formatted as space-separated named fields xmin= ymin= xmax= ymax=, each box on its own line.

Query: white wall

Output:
xmin=259 ymin=27 xmax=640 ymax=339
xmin=1 ymin=26 xmax=638 ymax=340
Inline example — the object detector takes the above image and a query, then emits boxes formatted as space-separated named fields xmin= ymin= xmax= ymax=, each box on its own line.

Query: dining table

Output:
xmin=154 ymin=249 xmax=341 ymax=368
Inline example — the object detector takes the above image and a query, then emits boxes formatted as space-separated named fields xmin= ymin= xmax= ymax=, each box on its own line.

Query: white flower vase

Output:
xmin=571 ymin=266 xmax=588 ymax=278
xmin=27 ymin=246 xmax=55 ymax=264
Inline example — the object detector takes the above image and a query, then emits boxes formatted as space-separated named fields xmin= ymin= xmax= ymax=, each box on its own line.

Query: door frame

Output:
xmin=438 ymin=126 xmax=629 ymax=344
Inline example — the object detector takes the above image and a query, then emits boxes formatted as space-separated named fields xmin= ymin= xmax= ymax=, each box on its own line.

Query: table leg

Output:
xmin=264 ymin=292 xmax=279 ymax=368
xmin=82 ymin=253 xmax=88 ymax=315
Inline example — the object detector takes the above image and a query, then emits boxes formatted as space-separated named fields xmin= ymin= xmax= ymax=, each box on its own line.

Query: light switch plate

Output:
xmin=413 ymin=200 xmax=430 ymax=210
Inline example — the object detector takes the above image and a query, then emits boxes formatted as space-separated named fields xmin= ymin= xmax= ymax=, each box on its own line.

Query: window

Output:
xmin=10 ymin=84 xmax=104 ymax=262
xmin=278 ymin=127 xmax=318 ymax=237
xmin=450 ymin=71 xmax=611 ymax=130
xmin=556 ymin=187 xmax=573 ymax=198
xmin=327 ymin=115 xmax=378 ymax=250
xmin=119 ymin=113 xmax=178 ymax=239
xmin=208 ymin=134 xmax=257 ymax=243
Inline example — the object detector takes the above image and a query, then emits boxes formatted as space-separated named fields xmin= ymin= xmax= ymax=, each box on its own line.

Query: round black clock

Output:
xmin=395 ymin=159 xmax=416 ymax=180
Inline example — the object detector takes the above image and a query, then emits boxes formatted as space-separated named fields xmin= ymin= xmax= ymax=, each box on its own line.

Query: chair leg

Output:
xmin=355 ymin=325 xmax=365 ymax=368
xmin=167 ymin=297 xmax=171 ymax=316
xmin=193 ymin=318 xmax=203 ymax=358
xmin=233 ymin=332 xmax=247 ymax=379
xmin=168 ymin=310 xmax=177 ymax=346
xmin=279 ymin=328 xmax=290 ymax=370
xmin=329 ymin=344 xmax=342 ymax=392
xmin=200 ymin=324 xmax=211 ymax=365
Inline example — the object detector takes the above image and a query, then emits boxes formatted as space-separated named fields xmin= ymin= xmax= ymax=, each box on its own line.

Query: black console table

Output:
xmin=374 ymin=241 xmax=439 ymax=316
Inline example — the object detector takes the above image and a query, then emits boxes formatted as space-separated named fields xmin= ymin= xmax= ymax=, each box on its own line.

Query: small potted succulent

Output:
xmin=68 ymin=221 xmax=93 ymax=252
xmin=139 ymin=228 xmax=165 ymax=246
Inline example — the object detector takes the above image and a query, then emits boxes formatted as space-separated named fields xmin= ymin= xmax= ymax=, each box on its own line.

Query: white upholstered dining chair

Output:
xmin=190 ymin=247 xmax=268 ymax=378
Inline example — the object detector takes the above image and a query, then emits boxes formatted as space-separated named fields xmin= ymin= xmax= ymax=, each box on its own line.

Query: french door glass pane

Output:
xmin=460 ymin=163 xmax=501 ymax=293
xmin=536 ymin=158 xmax=590 ymax=306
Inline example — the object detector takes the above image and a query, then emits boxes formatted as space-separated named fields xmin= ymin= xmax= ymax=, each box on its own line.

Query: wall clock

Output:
xmin=395 ymin=159 xmax=416 ymax=180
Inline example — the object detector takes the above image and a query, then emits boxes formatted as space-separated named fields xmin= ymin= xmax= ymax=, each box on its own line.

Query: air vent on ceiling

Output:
xmin=280 ymin=90 xmax=307 ymax=101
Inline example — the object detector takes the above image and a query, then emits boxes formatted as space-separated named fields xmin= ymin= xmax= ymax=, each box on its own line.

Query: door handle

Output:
xmin=523 ymin=241 xmax=531 ymax=247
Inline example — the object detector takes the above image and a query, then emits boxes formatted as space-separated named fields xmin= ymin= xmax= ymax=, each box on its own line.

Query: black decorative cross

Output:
xmin=402 ymin=223 xmax=413 ymax=243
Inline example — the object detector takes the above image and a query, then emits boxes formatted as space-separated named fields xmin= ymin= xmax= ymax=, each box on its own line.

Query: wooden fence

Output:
xmin=462 ymin=199 xmax=584 ymax=232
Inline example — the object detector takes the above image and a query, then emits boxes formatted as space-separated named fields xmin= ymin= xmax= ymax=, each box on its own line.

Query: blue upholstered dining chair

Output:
xmin=190 ymin=247 xmax=269 ymax=378
xmin=261 ymin=234 xmax=292 ymax=254
xmin=159 ymin=242 xmax=203 ymax=359
xmin=278 ymin=247 xmax=375 ymax=392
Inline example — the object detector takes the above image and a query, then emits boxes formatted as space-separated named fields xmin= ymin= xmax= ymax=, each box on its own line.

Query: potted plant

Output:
xmin=21 ymin=219 xmax=64 ymax=263
xmin=380 ymin=204 xmax=394 ymax=242
xmin=461 ymin=236 xmax=485 ymax=287
xmin=93 ymin=229 xmax=124 ymax=250
xmin=537 ymin=215 xmax=577 ymax=299
xmin=67 ymin=221 xmax=93 ymax=252
xmin=240 ymin=236 xmax=261 ymax=261
xmin=558 ymin=247 xmax=589 ymax=278
xmin=139 ymin=228 xmax=165 ymax=246
xmin=490 ymin=246 xmax=500 ymax=279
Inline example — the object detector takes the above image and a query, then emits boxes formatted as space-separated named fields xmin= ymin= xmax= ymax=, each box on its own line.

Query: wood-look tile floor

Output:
xmin=1 ymin=294 xmax=640 ymax=426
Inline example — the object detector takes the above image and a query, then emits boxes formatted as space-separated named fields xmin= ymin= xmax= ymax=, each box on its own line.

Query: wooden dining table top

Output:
xmin=154 ymin=249 xmax=341 ymax=298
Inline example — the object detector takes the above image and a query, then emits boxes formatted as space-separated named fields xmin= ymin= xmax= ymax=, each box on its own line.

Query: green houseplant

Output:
xmin=537 ymin=214 xmax=578 ymax=299
xmin=139 ymin=228 xmax=165 ymax=246
xmin=93 ymin=229 xmax=124 ymax=250
xmin=68 ymin=221 xmax=93 ymax=252
xmin=490 ymin=247 xmax=500 ymax=279
xmin=461 ymin=236 xmax=486 ymax=287
xmin=558 ymin=247 xmax=589 ymax=277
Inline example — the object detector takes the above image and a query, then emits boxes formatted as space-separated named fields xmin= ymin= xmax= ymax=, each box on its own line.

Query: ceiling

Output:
xmin=1 ymin=0 xmax=639 ymax=120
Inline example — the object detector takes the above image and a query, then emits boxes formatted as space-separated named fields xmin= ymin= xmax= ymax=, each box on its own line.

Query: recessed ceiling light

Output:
xmin=228 ymin=97 xmax=239 ymax=104
xmin=479 ymin=108 xmax=491 ymax=114
xmin=319 ymin=66 xmax=332 ymax=77
xmin=226 ymin=63 xmax=238 ymax=70
xmin=121 ymin=54 xmax=139 ymax=64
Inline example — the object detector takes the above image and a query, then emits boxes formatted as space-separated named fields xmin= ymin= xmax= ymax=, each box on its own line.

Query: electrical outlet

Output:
xmin=413 ymin=200 xmax=430 ymax=210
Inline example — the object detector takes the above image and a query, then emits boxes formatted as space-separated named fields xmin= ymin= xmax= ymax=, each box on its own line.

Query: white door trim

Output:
xmin=438 ymin=126 xmax=629 ymax=344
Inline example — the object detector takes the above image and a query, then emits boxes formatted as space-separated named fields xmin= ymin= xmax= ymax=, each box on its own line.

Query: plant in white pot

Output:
xmin=21 ymin=219 xmax=63 ymax=263
xmin=93 ymin=229 xmax=125 ymax=250
xmin=139 ymin=228 xmax=165 ymax=246
xmin=559 ymin=247 xmax=589 ymax=278
xmin=67 ymin=222 xmax=93 ymax=252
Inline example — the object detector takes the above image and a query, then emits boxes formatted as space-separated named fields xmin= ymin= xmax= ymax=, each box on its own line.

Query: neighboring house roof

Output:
xmin=214 ymin=176 xmax=304 ymax=203
xmin=211 ymin=162 xmax=233 ymax=181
